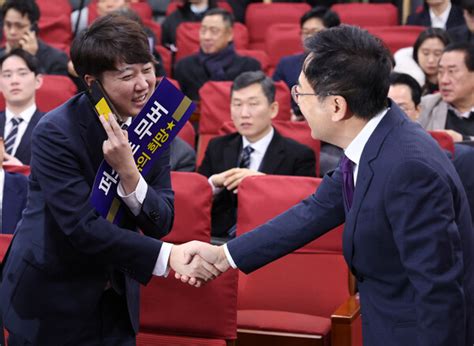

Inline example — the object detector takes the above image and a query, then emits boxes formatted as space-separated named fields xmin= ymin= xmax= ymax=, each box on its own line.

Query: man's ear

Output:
xmin=83 ymin=74 xmax=96 ymax=88
xmin=269 ymin=101 xmax=279 ymax=120
xmin=330 ymin=95 xmax=351 ymax=122
xmin=35 ymin=74 xmax=43 ymax=90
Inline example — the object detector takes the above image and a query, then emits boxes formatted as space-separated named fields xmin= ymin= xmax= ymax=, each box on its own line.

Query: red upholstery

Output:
xmin=235 ymin=175 xmax=348 ymax=342
xmin=3 ymin=164 xmax=31 ymax=176
xmin=36 ymin=0 xmax=72 ymax=18
xmin=428 ymin=130 xmax=455 ymax=155
xmin=137 ymin=332 xmax=226 ymax=345
xmin=0 ymin=234 xmax=13 ymax=262
xmin=265 ymin=23 xmax=303 ymax=70
xmin=0 ymin=75 xmax=77 ymax=113
xmin=235 ymin=49 xmax=270 ymax=75
xmin=366 ymin=26 xmax=426 ymax=54
xmin=175 ymin=22 xmax=249 ymax=62
xmin=161 ymin=172 xmax=211 ymax=243
xmin=155 ymin=44 xmax=172 ymax=77
xmin=166 ymin=1 xmax=233 ymax=16
xmin=38 ymin=15 xmax=72 ymax=48
xmin=220 ymin=120 xmax=321 ymax=176
xmin=245 ymin=3 xmax=311 ymax=50
xmin=331 ymin=3 xmax=398 ymax=27
xmin=177 ymin=121 xmax=196 ymax=149
xmin=144 ymin=19 xmax=162 ymax=44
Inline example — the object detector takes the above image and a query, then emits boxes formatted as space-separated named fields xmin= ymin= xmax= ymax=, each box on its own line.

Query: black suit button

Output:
xmin=150 ymin=210 xmax=159 ymax=221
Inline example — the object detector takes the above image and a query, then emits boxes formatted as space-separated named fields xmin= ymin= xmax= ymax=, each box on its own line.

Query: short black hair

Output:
xmin=231 ymin=70 xmax=275 ymax=104
xmin=413 ymin=28 xmax=451 ymax=64
xmin=389 ymin=72 xmax=422 ymax=106
xmin=70 ymin=13 xmax=155 ymax=79
xmin=0 ymin=48 xmax=39 ymax=75
xmin=300 ymin=6 xmax=340 ymax=29
xmin=0 ymin=0 xmax=40 ymax=24
xmin=443 ymin=42 xmax=474 ymax=71
xmin=203 ymin=8 xmax=234 ymax=28
xmin=460 ymin=0 xmax=474 ymax=11
xmin=303 ymin=25 xmax=392 ymax=120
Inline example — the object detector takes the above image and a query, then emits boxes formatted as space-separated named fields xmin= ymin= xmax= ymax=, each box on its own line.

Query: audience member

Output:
xmin=407 ymin=0 xmax=466 ymax=30
xmin=0 ymin=138 xmax=27 ymax=234
xmin=173 ymin=8 xmax=261 ymax=101
xmin=0 ymin=49 xmax=44 ymax=165
xmin=448 ymin=0 xmax=474 ymax=43
xmin=170 ymin=137 xmax=196 ymax=172
xmin=161 ymin=0 xmax=218 ymax=51
xmin=198 ymin=71 xmax=316 ymax=238
xmin=0 ymin=0 xmax=69 ymax=76
xmin=419 ymin=42 xmax=474 ymax=141
xmin=72 ymin=0 xmax=130 ymax=34
xmin=388 ymin=72 xmax=423 ymax=121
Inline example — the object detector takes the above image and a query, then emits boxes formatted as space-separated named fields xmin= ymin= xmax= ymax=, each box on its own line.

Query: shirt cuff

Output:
xmin=117 ymin=175 xmax=148 ymax=216
xmin=223 ymin=243 xmax=237 ymax=269
xmin=208 ymin=175 xmax=223 ymax=195
xmin=153 ymin=242 xmax=172 ymax=277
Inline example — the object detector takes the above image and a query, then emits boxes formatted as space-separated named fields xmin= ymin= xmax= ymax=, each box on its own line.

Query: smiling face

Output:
xmin=94 ymin=61 xmax=156 ymax=118
xmin=230 ymin=83 xmax=278 ymax=143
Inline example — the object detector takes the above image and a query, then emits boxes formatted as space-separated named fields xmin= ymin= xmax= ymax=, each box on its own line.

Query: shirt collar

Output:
xmin=344 ymin=108 xmax=389 ymax=167
xmin=242 ymin=127 xmax=274 ymax=155
xmin=429 ymin=3 xmax=451 ymax=28
xmin=447 ymin=104 xmax=474 ymax=119
xmin=5 ymin=104 xmax=37 ymax=125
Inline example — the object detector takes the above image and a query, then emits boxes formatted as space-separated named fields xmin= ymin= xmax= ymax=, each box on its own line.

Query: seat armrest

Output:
xmin=331 ymin=295 xmax=362 ymax=346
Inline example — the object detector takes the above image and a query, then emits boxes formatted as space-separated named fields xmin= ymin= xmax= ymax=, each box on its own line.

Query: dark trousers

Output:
xmin=8 ymin=289 xmax=135 ymax=346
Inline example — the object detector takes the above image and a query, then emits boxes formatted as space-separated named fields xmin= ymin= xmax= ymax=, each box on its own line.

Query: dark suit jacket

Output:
xmin=2 ymin=172 xmax=28 ymax=234
xmin=170 ymin=136 xmax=196 ymax=172
xmin=0 ymin=93 xmax=174 ymax=344
xmin=272 ymin=53 xmax=305 ymax=92
xmin=227 ymin=104 xmax=474 ymax=345
xmin=198 ymin=130 xmax=316 ymax=236
xmin=0 ymin=109 xmax=45 ymax=165
xmin=448 ymin=25 xmax=474 ymax=44
xmin=173 ymin=52 xmax=261 ymax=100
xmin=406 ymin=5 xmax=465 ymax=30
xmin=453 ymin=143 xmax=474 ymax=224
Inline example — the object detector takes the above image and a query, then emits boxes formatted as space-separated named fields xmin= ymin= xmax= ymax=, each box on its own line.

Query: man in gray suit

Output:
xmin=419 ymin=42 xmax=474 ymax=141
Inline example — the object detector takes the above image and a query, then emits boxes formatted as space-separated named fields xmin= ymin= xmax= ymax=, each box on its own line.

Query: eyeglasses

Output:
xmin=291 ymin=85 xmax=317 ymax=105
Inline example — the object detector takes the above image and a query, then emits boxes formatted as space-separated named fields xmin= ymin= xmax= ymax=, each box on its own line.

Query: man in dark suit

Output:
xmin=448 ymin=0 xmax=474 ymax=43
xmin=0 ymin=140 xmax=27 ymax=234
xmin=184 ymin=25 xmax=474 ymax=345
xmin=173 ymin=8 xmax=261 ymax=101
xmin=198 ymin=71 xmax=316 ymax=238
xmin=407 ymin=0 xmax=465 ymax=30
xmin=0 ymin=14 xmax=218 ymax=345
xmin=0 ymin=49 xmax=44 ymax=165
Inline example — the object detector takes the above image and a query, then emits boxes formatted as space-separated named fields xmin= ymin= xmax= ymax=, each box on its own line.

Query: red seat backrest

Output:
xmin=155 ymin=44 xmax=172 ymax=77
xmin=235 ymin=49 xmax=270 ymax=75
xmin=428 ymin=130 xmax=455 ymax=155
xmin=0 ymin=75 xmax=77 ymax=113
xmin=245 ymin=3 xmax=311 ymax=50
xmin=236 ymin=175 xmax=348 ymax=317
xmin=366 ymin=26 xmax=426 ymax=53
xmin=175 ymin=22 xmax=249 ymax=62
xmin=177 ymin=121 xmax=196 ymax=149
xmin=265 ymin=23 xmax=303 ymax=70
xmin=331 ymin=3 xmax=398 ymax=27
xmin=36 ymin=0 xmax=72 ymax=18
xmin=38 ymin=15 xmax=72 ymax=48
xmin=3 ymin=165 xmax=31 ymax=176
xmin=0 ymin=234 xmax=14 ymax=262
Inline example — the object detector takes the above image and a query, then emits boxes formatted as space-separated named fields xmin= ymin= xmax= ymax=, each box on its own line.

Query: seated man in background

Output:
xmin=407 ymin=0 xmax=465 ymax=30
xmin=174 ymin=8 xmax=261 ymax=101
xmin=0 ymin=49 xmax=44 ymax=165
xmin=448 ymin=0 xmax=474 ymax=43
xmin=0 ymin=0 xmax=69 ymax=76
xmin=198 ymin=71 xmax=316 ymax=238
xmin=170 ymin=137 xmax=196 ymax=172
xmin=0 ymin=138 xmax=28 ymax=234
xmin=419 ymin=42 xmax=474 ymax=141
xmin=388 ymin=72 xmax=422 ymax=121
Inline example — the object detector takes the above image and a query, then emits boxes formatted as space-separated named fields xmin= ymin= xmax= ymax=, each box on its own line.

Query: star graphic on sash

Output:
xmin=167 ymin=121 xmax=175 ymax=131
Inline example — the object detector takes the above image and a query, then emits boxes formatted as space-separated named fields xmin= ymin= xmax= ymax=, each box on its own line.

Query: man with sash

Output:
xmin=0 ymin=13 xmax=218 ymax=345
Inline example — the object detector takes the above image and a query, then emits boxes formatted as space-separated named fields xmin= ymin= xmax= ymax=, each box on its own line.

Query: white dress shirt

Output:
xmin=430 ymin=3 xmax=451 ymax=29
xmin=208 ymin=127 xmax=275 ymax=194
xmin=224 ymin=109 xmax=389 ymax=269
xmin=4 ymin=105 xmax=37 ymax=157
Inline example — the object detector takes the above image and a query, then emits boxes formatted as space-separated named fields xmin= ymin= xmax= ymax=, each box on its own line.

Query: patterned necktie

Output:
xmin=238 ymin=145 xmax=254 ymax=169
xmin=5 ymin=117 xmax=23 ymax=155
xmin=340 ymin=155 xmax=355 ymax=210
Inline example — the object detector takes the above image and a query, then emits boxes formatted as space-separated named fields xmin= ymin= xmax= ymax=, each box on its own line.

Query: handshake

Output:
xmin=168 ymin=241 xmax=231 ymax=287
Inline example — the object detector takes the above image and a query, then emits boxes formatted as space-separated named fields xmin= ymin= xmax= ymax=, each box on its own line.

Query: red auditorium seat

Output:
xmin=235 ymin=175 xmax=362 ymax=346
xmin=0 ymin=234 xmax=13 ymax=262
xmin=155 ymin=45 xmax=172 ymax=77
xmin=235 ymin=49 xmax=270 ymax=75
xmin=36 ymin=0 xmax=72 ymax=18
xmin=175 ymin=22 xmax=249 ymax=62
xmin=197 ymin=81 xmax=292 ymax=166
xmin=366 ymin=26 xmax=426 ymax=54
xmin=265 ymin=23 xmax=303 ymax=73
xmin=428 ymin=130 xmax=455 ymax=155
xmin=245 ymin=3 xmax=311 ymax=50
xmin=3 ymin=165 xmax=31 ymax=176
xmin=38 ymin=15 xmax=72 ymax=48
xmin=220 ymin=120 xmax=320 ymax=177
xmin=0 ymin=75 xmax=77 ymax=113
xmin=138 ymin=172 xmax=238 ymax=345
xmin=331 ymin=3 xmax=398 ymax=27
xmin=166 ymin=1 xmax=233 ymax=16
xmin=144 ymin=18 xmax=162 ymax=44
xmin=177 ymin=120 xmax=196 ymax=149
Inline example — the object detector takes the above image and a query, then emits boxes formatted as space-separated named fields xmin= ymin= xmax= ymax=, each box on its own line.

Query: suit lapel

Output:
xmin=0 ymin=112 xmax=5 ymax=137
xmin=14 ymin=110 xmax=43 ymax=163
xmin=259 ymin=130 xmax=285 ymax=173
xmin=223 ymin=134 xmax=242 ymax=170
xmin=343 ymin=105 xmax=405 ymax=269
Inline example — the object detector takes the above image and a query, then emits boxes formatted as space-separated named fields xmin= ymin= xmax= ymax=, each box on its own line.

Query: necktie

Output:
xmin=5 ymin=117 xmax=23 ymax=155
xmin=340 ymin=155 xmax=355 ymax=210
xmin=238 ymin=145 xmax=254 ymax=169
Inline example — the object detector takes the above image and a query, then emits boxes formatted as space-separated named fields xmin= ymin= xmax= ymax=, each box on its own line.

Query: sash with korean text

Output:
xmin=90 ymin=78 xmax=195 ymax=225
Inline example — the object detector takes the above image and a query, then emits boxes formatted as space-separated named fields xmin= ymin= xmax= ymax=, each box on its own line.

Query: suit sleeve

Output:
xmin=227 ymin=166 xmax=345 ymax=273
xmin=384 ymin=159 xmax=466 ymax=345
xmin=30 ymin=118 xmax=173 ymax=285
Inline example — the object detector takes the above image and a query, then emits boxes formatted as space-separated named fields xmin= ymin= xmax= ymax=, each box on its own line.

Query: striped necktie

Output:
xmin=238 ymin=145 xmax=254 ymax=169
xmin=5 ymin=117 xmax=23 ymax=155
